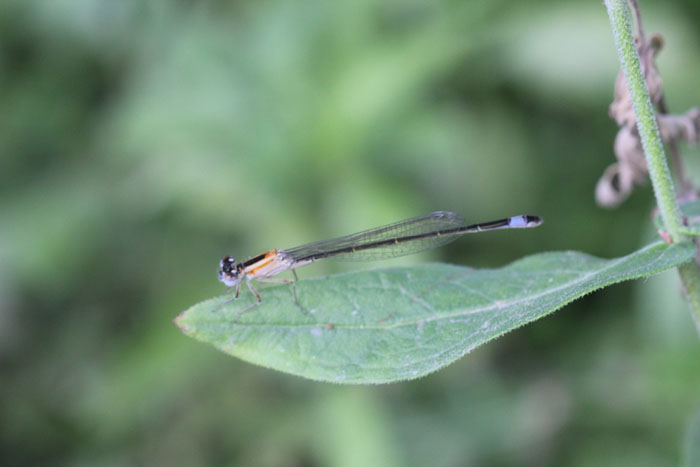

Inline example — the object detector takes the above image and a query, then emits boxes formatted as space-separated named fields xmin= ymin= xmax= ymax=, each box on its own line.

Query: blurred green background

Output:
xmin=2 ymin=0 xmax=700 ymax=465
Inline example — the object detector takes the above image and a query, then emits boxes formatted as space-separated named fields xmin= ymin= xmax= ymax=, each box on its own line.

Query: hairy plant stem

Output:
xmin=604 ymin=0 xmax=700 ymax=332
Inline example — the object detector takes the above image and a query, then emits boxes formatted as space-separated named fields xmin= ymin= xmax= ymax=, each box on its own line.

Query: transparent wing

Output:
xmin=284 ymin=211 xmax=468 ymax=262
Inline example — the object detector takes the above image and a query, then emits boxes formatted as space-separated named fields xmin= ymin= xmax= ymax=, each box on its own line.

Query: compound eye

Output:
xmin=220 ymin=256 xmax=236 ymax=273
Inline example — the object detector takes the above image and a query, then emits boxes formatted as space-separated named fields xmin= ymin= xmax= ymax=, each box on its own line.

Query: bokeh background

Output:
xmin=2 ymin=0 xmax=700 ymax=465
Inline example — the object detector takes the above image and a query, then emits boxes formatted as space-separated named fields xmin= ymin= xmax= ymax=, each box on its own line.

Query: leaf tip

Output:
xmin=173 ymin=310 xmax=192 ymax=334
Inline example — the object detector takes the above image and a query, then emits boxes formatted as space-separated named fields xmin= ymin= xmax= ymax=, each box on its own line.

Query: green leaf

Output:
xmin=680 ymin=200 xmax=700 ymax=219
xmin=655 ymin=199 xmax=700 ymax=230
xmin=684 ymin=407 xmax=700 ymax=467
xmin=175 ymin=241 xmax=695 ymax=384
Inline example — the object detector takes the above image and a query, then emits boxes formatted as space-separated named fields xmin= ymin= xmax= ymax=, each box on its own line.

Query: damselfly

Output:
xmin=218 ymin=211 xmax=542 ymax=305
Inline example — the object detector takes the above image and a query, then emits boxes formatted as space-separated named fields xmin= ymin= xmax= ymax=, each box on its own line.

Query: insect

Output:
xmin=218 ymin=211 xmax=542 ymax=308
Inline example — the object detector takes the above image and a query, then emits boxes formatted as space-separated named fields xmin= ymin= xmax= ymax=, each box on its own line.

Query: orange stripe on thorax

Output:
xmin=243 ymin=250 xmax=279 ymax=276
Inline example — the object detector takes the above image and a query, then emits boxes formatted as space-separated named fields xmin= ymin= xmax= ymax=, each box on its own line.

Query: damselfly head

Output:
xmin=218 ymin=256 xmax=241 ymax=287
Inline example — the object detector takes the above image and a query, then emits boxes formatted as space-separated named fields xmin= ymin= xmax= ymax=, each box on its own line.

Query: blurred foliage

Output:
xmin=683 ymin=407 xmax=700 ymax=467
xmin=1 ymin=0 xmax=699 ymax=465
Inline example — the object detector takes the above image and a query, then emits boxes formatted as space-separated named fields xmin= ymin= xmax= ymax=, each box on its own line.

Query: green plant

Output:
xmin=605 ymin=0 xmax=700 ymax=327
xmin=176 ymin=243 xmax=692 ymax=383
